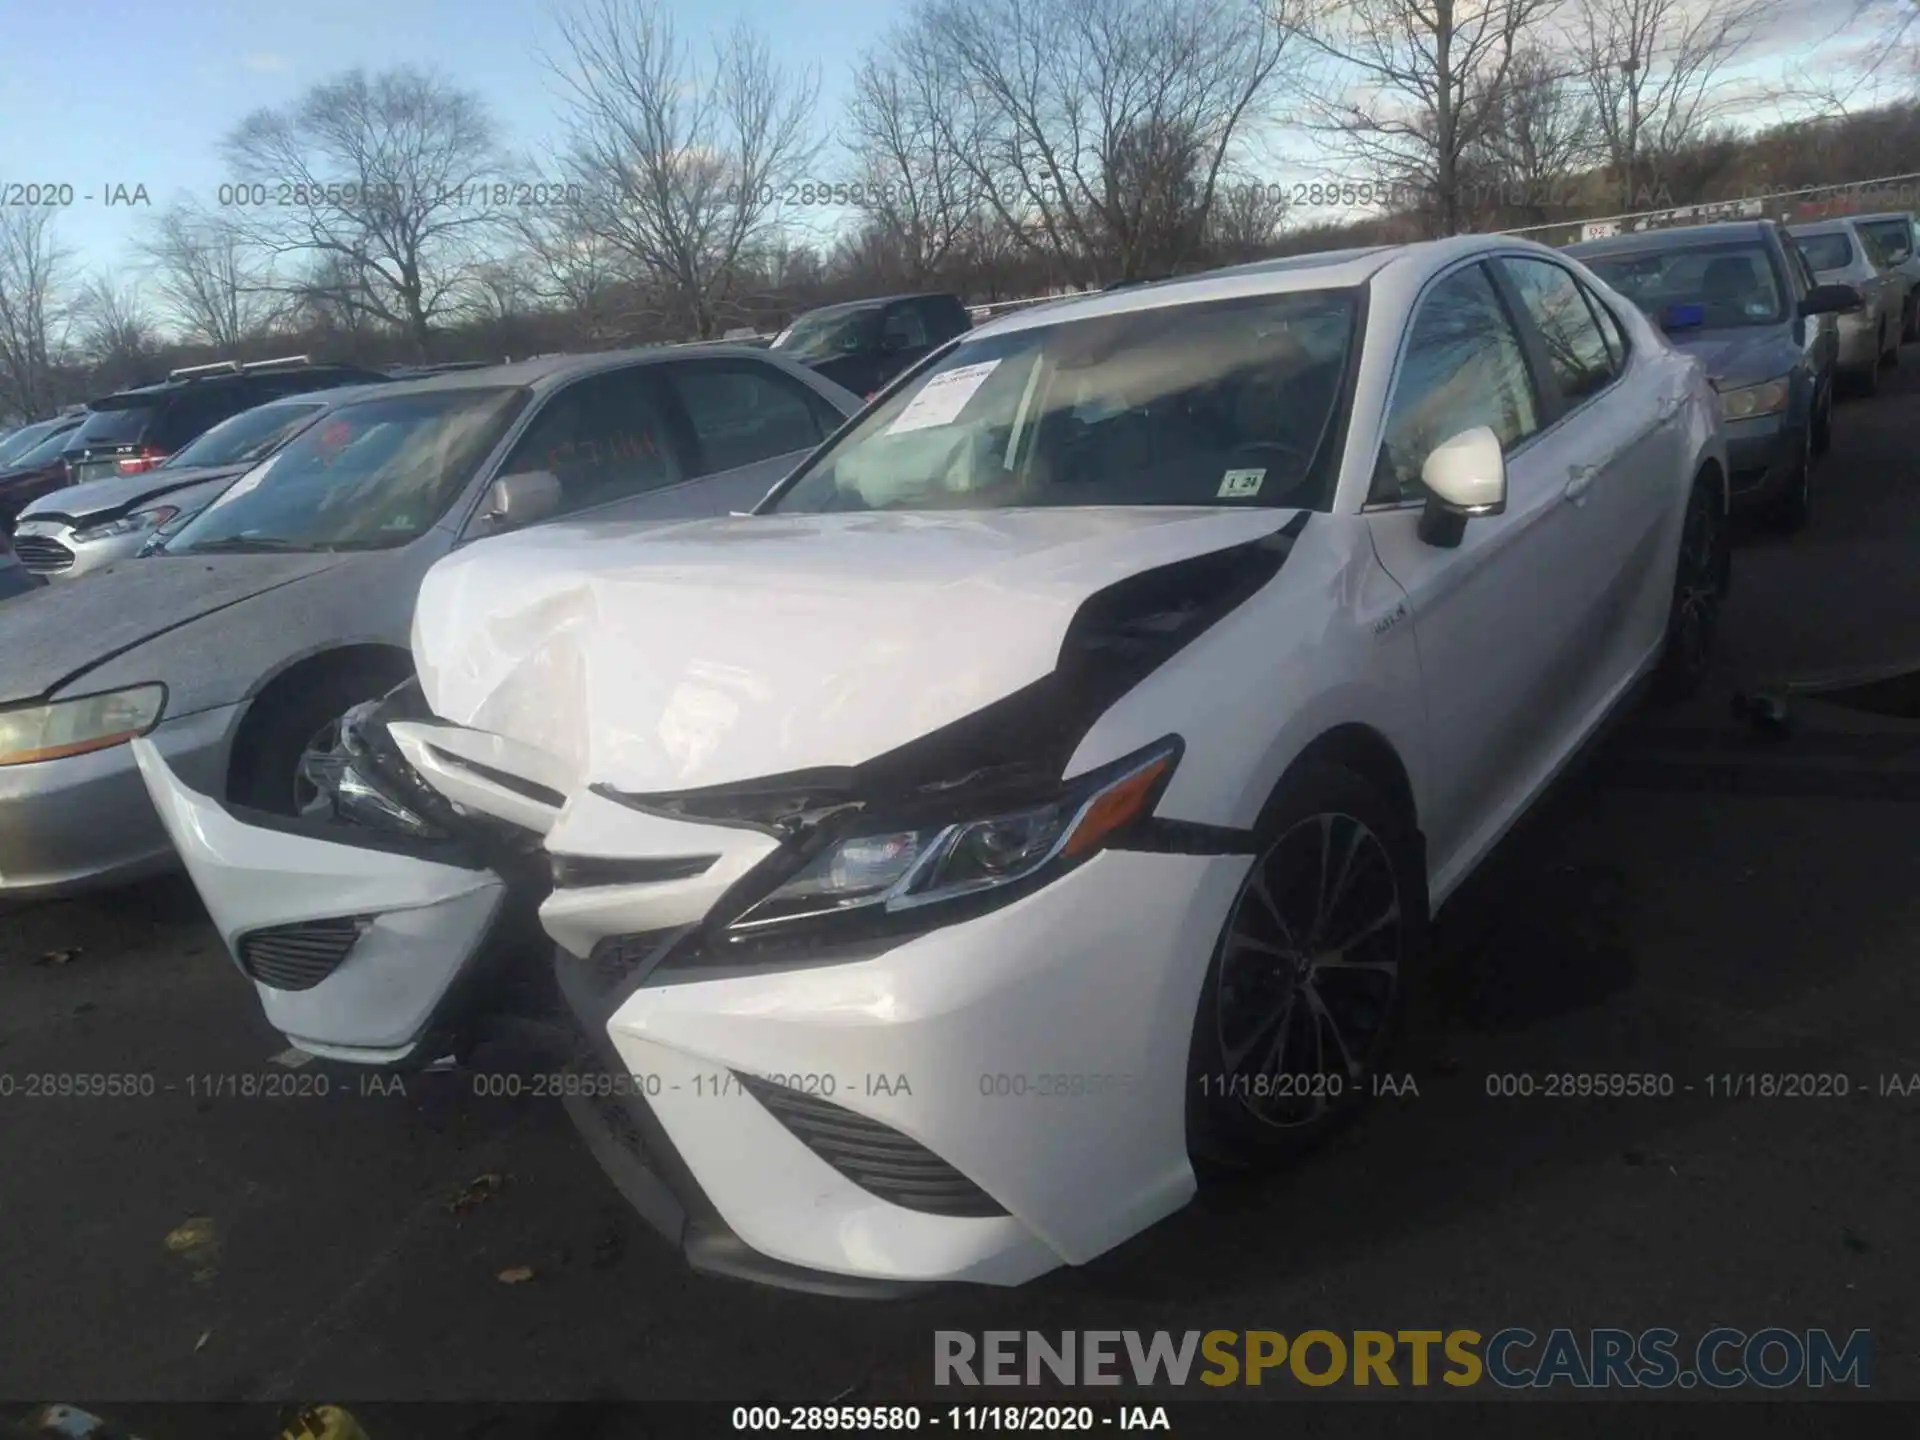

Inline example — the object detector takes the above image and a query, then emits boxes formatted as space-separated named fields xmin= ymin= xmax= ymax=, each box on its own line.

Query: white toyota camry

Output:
xmin=136 ymin=233 xmax=1730 ymax=1295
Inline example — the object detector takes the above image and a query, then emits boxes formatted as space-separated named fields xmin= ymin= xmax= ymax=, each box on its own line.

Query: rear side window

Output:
xmin=1796 ymin=233 xmax=1853 ymax=271
xmin=154 ymin=387 xmax=252 ymax=450
xmin=1499 ymin=258 xmax=1619 ymax=405
xmin=670 ymin=362 xmax=830 ymax=475
xmin=1374 ymin=263 xmax=1541 ymax=505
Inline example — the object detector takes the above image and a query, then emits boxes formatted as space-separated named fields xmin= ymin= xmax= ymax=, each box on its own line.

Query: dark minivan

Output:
xmin=1566 ymin=219 xmax=1861 ymax=532
xmin=61 ymin=356 xmax=392 ymax=486
xmin=770 ymin=293 xmax=972 ymax=398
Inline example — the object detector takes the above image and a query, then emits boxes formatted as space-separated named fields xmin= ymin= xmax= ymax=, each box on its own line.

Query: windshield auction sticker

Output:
xmin=886 ymin=360 xmax=1003 ymax=436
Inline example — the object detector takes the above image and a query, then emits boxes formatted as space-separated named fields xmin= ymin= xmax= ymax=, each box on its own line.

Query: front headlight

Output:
xmin=0 ymin=685 xmax=165 ymax=766
xmin=73 ymin=505 xmax=179 ymax=544
xmin=1714 ymin=377 xmax=1790 ymax=421
xmin=727 ymin=738 xmax=1180 ymax=934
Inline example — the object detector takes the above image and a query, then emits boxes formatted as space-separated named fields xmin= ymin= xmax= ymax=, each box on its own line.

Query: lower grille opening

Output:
xmin=237 ymin=916 xmax=368 ymax=991
xmin=737 ymin=1073 xmax=1008 ymax=1218
xmin=13 ymin=536 xmax=74 ymax=572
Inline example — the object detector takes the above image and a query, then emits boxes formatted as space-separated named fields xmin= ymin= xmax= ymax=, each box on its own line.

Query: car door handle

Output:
xmin=1564 ymin=463 xmax=1600 ymax=502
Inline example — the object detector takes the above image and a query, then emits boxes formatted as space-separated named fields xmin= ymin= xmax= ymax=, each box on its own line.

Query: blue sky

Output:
xmin=1 ymin=0 xmax=899 ymax=275
xmin=0 ymin=0 xmax=1879 ymax=279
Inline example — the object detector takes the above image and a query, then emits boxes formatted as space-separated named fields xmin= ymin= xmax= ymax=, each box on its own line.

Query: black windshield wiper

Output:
xmin=183 ymin=535 xmax=313 ymax=554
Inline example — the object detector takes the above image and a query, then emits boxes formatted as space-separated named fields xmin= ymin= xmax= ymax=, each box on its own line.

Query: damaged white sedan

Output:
xmin=136 ymin=234 xmax=1730 ymax=1294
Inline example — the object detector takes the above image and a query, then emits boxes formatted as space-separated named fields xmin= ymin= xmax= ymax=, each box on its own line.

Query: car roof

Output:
xmin=1787 ymin=218 xmax=1859 ymax=237
xmin=1565 ymin=221 xmax=1779 ymax=258
xmin=1849 ymin=211 xmax=1916 ymax=224
xmin=967 ymin=238 xmax=1504 ymax=340
xmin=794 ymin=293 xmax=957 ymax=317
xmin=309 ymin=343 xmax=803 ymax=404
xmin=90 ymin=365 xmax=383 ymax=407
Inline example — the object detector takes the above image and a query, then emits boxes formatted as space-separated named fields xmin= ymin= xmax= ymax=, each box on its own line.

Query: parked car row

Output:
xmin=1564 ymin=213 xmax=1914 ymax=531
xmin=2 ymin=218 xmax=1908 ymax=1296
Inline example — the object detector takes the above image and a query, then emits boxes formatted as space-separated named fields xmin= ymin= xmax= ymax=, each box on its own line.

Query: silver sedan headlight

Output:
xmin=72 ymin=505 xmax=180 ymax=544
xmin=1714 ymin=378 xmax=1790 ymax=421
xmin=0 ymin=685 xmax=166 ymax=766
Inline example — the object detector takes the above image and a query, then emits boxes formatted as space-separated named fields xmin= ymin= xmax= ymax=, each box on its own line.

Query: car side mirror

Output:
xmin=480 ymin=470 xmax=562 ymax=532
xmin=1802 ymin=283 xmax=1864 ymax=317
xmin=1417 ymin=426 xmax=1507 ymax=549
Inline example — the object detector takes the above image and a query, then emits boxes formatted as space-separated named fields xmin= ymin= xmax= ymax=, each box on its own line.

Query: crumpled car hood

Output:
xmin=18 ymin=462 xmax=249 ymax=525
xmin=0 ymin=552 xmax=351 ymax=705
xmin=413 ymin=507 xmax=1301 ymax=794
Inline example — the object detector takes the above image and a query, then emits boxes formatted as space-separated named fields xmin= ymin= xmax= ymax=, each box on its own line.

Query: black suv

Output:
xmin=769 ymin=293 xmax=973 ymax=398
xmin=61 ymin=356 xmax=392 ymax=486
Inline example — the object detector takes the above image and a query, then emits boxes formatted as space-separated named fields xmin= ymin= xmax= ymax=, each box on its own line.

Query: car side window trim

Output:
xmin=1488 ymin=253 xmax=1632 ymax=432
xmin=1361 ymin=256 xmax=1550 ymax=512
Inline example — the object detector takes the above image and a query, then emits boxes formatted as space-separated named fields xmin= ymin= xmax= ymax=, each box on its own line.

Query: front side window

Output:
xmin=168 ymin=388 xmax=529 ymax=555
xmin=1374 ymin=264 xmax=1541 ymax=505
xmin=495 ymin=368 xmax=683 ymax=514
xmin=669 ymin=363 xmax=827 ymax=475
xmin=164 ymin=403 xmax=325 ymax=469
xmin=1581 ymin=243 xmax=1788 ymax=328
xmin=768 ymin=288 xmax=1359 ymax=515
xmin=1500 ymin=258 xmax=1618 ymax=404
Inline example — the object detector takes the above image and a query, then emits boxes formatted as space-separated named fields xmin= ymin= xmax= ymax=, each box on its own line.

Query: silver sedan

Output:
xmin=0 ymin=347 xmax=861 ymax=901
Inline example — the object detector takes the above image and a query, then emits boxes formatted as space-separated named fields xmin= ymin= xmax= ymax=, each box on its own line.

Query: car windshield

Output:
xmin=167 ymin=388 xmax=529 ymax=555
xmin=1581 ymin=243 xmax=1787 ymax=328
xmin=773 ymin=306 xmax=884 ymax=362
xmin=768 ymin=289 xmax=1358 ymax=515
xmin=163 ymin=403 xmax=326 ymax=469
xmin=1794 ymin=232 xmax=1854 ymax=272
xmin=0 ymin=421 xmax=58 ymax=466
xmin=73 ymin=403 xmax=157 ymax=445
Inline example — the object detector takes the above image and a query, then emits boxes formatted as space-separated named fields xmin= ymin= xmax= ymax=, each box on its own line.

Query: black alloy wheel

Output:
xmin=1187 ymin=763 xmax=1422 ymax=1172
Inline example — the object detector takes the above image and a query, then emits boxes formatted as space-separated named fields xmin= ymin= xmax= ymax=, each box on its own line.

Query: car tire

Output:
xmin=1652 ymin=475 xmax=1730 ymax=703
xmin=1886 ymin=318 xmax=1902 ymax=367
xmin=1765 ymin=420 xmax=1813 ymax=535
xmin=1185 ymin=761 xmax=1426 ymax=1177
xmin=1811 ymin=382 xmax=1833 ymax=457
xmin=232 ymin=664 xmax=410 ymax=818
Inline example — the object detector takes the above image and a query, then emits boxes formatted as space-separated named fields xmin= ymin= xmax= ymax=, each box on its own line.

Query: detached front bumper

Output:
xmin=133 ymin=738 xmax=535 ymax=1065
xmin=554 ymin=847 xmax=1251 ymax=1292
xmin=0 ymin=702 xmax=239 ymax=900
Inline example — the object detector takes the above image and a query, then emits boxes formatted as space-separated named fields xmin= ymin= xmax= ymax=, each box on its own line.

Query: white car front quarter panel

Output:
xmin=599 ymin=848 xmax=1251 ymax=1283
xmin=1070 ymin=514 xmax=1427 ymax=837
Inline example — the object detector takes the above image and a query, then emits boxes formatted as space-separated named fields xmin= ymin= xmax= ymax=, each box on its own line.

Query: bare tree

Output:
xmin=547 ymin=0 xmax=822 ymax=339
xmin=1572 ymin=0 xmax=1769 ymax=209
xmin=916 ymin=0 xmax=1291 ymax=285
xmin=511 ymin=198 xmax=635 ymax=338
xmin=844 ymin=29 xmax=985 ymax=286
xmin=137 ymin=205 xmax=278 ymax=351
xmin=1469 ymin=45 xmax=1603 ymax=223
xmin=1206 ymin=173 xmax=1291 ymax=261
xmin=1848 ymin=0 xmax=1920 ymax=83
xmin=72 ymin=274 xmax=158 ymax=389
xmin=1281 ymin=0 xmax=1564 ymax=237
xmin=0 ymin=208 xmax=74 ymax=420
xmin=221 ymin=67 xmax=510 ymax=357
